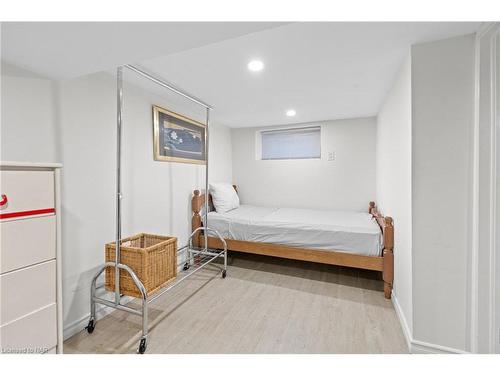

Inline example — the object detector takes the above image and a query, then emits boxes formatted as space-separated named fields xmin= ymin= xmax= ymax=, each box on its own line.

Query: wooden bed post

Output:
xmin=369 ymin=201 xmax=394 ymax=299
xmin=382 ymin=217 xmax=394 ymax=299
xmin=192 ymin=190 xmax=203 ymax=247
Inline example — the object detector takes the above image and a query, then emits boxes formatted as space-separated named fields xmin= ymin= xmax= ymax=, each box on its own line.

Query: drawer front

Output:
xmin=0 ymin=303 xmax=57 ymax=352
xmin=1 ymin=260 xmax=56 ymax=325
xmin=0 ymin=215 xmax=56 ymax=273
xmin=0 ymin=170 xmax=55 ymax=220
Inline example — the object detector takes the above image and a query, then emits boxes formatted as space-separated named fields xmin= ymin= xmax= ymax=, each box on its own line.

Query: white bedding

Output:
xmin=207 ymin=205 xmax=383 ymax=256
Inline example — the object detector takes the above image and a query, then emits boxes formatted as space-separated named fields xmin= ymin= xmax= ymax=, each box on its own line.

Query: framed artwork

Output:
xmin=152 ymin=105 xmax=206 ymax=164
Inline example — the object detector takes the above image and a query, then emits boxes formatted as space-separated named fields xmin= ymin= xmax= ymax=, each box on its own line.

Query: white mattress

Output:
xmin=207 ymin=205 xmax=383 ymax=256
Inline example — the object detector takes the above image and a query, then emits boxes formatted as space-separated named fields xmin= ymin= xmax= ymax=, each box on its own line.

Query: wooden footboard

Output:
xmin=192 ymin=189 xmax=394 ymax=299
xmin=369 ymin=202 xmax=394 ymax=298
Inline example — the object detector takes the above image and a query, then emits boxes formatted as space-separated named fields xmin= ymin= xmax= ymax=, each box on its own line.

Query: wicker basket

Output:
xmin=105 ymin=233 xmax=177 ymax=298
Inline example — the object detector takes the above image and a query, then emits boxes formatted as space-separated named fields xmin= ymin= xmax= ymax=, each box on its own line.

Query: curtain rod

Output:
xmin=124 ymin=64 xmax=213 ymax=110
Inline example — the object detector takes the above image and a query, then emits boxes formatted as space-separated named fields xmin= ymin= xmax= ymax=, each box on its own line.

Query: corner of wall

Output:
xmin=410 ymin=32 xmax=476 ymax=353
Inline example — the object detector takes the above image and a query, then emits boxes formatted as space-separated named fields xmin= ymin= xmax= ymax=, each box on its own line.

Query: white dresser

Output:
xmin=0 ymin=162 xmax=63 ymax=354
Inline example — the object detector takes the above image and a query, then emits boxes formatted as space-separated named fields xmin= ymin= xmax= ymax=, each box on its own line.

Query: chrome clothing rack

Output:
xmin=86 ymin=65 xmax=227 ymax=354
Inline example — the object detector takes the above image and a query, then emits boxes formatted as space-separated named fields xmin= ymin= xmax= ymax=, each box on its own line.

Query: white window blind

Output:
xmin=261 ymin=126 xmax=321 ymax=160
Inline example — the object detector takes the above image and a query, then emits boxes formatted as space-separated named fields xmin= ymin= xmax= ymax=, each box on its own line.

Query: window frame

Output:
xmin=258 ymin=125 xmax=322 ymax=161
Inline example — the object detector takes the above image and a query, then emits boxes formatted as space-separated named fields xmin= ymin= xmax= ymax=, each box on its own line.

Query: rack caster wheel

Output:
xmin=221 ymin=270 xmax=227 ymax=279
xmin=183 ymin=263 xmax=190 ymax=271
xmin=137 ymin=338 xmax=147 ymax=354
xmin=85 ymin=318 xmax=95 ymax=334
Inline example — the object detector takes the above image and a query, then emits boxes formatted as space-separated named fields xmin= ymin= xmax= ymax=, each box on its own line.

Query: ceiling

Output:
xmin=1 ymin=22 xmax=481 ymax=127
xmin=137 ymin=22 xmax=481 ymax=127
xmin=0 ymin=22 xmax=286 ymax=80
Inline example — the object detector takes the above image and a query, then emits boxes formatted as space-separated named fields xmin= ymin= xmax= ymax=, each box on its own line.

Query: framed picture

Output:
xmin=153 ymin=105 xmax=206 ymax=164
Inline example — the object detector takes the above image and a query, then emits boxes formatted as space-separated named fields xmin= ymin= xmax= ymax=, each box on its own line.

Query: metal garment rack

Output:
xmin=85 ymin=65 xmax=228 ymax=354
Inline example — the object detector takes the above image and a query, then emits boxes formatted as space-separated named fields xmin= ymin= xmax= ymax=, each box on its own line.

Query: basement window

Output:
xmin=260 ymin=126 xmax=321 ymax=160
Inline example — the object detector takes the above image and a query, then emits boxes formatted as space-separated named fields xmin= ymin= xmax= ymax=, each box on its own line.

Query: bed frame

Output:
xmin=191 ymin=186 xmax=394 ymax=299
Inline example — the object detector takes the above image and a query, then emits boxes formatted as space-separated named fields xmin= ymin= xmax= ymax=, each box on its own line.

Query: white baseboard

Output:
xmin=63 ymin=296 xmax=133 ymax=340
xmin=391 ymin=291 xmax=469 ymax=354
xmin=391 ymin=291 xmax=412 ymax=350
xmin=410 ymin=339 xmax=469 ymax=354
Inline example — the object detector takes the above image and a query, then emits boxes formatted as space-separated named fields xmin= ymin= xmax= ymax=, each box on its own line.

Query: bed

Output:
xmin=191 ymin=186 xmax=394 ymax=299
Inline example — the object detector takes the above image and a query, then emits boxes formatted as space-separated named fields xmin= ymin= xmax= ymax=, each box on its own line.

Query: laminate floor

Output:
xmin=64 ymin=252 xmax=408 ymax=354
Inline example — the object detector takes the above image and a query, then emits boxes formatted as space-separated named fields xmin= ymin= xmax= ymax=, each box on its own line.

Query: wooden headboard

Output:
xmin=191 ymin=185 xmax=238 ymax=216
xmin=191 ymin=185 xmax=237 ymax=247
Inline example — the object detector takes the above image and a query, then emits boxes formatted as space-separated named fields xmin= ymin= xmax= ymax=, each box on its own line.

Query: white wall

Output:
xmin=376 ymin=53 xmax=413 ymax=340
xmin=411 ymin=34 xmax=475 ymax=352
xmin=1 ymin=66 xmax=233 ymax=338
xmin=1 ymin=62 xmax=58 ymax=162
xmin=231 ymin=118 xmax=377 ymax=211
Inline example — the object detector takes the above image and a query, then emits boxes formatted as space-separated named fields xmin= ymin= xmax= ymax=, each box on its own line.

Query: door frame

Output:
xmin=473 ymin=22 xmax=500 ymax=354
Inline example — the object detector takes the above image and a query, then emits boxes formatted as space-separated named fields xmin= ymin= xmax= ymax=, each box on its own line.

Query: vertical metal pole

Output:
xmin=204 ymin=108 xmax=210 ymax=252
xmin=224 ymin=245 xmax=227 ymax=271
xmin=115 ymin=67 xmax=123 ymax=305
xmin=141 ymin=297 xmax=148 ymax=339
xmin=90 ymin=276 xmax=96 ymax=320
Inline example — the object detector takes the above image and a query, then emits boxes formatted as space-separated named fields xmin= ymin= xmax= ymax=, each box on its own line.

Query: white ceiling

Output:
xmin=1 ymin=22 xmax=481 ymax=127
xmin=137 ymin=22 xmax=481 ymax=127
xmin=0 ymin=22 xmax=286 ymax=80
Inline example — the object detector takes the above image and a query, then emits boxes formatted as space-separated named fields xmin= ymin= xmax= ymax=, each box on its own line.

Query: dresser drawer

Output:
xmin=0 ymin=170 xmax=55 ymax=220
xmin=0 ymin=303 xmax=57 ymax=352
xmin=0 ymin=215 xmax=56 ymax=273
xmin=1 ymin=260 xmax=56 ymax=325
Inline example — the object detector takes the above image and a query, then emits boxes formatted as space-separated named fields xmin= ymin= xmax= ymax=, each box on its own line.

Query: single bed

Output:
xmin=191 ymin=186 xmax=394 ymax=299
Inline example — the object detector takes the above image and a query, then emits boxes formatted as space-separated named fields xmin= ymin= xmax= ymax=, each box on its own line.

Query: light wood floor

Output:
xmin=64 ymin=252 xmax=408 ymax=354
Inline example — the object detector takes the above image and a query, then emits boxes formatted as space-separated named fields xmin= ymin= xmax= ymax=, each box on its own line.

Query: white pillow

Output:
xmin=209 ymin=182 xmax=239 ymax=213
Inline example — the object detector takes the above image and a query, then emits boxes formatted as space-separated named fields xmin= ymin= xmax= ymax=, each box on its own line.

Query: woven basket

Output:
xmin=105 ymin=233 xmax=177 ymax=298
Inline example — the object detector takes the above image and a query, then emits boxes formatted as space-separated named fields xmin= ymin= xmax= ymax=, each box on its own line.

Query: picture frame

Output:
xmin=152 ymin=105 xmax=206 ymax=164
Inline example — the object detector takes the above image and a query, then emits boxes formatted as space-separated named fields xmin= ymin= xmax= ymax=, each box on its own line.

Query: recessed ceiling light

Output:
xmin=286 ymin=109 xmax=296 ymax=117
xmin=247 ymin=60 xmax=264 ymax=72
